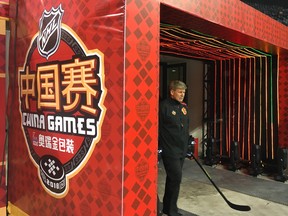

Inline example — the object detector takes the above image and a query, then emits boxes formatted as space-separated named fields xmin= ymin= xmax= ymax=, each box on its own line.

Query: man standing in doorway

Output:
xmin=159 ymin=80 xmax=190 ymax=216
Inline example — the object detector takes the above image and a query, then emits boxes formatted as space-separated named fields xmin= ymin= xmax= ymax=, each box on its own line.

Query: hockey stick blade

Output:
xmin=191 ymin=153 xmax=251 ymax=211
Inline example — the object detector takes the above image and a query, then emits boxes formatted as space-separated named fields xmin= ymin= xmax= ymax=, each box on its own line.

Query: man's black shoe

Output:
xmin=162 ymin=210 xmax=182 ymax=216
xmin=168 ymin=213 xmax=182 ymax=216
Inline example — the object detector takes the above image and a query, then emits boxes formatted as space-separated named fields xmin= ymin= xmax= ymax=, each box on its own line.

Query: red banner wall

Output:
xmin=124 ymin=0 xmax=159 ymax=215
xmin=8 ymin=0 xmax=124 ymax=215
xmin=8 ymin=0 xmax=156 ymax=215
xmin=5 ymin=0 xmax=288 ymax=215
xmin=8 ymin=0 xmax=159 ymax=215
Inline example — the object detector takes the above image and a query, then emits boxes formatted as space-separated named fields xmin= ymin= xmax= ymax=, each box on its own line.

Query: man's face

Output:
xmin=170 ymin=88 xmax=186 ymax=103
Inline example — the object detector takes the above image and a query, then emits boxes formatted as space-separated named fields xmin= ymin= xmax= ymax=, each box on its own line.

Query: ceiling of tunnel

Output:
xmin=160 ymin=23 xmax=271 ymax=61
xmin=160 ymin=4 xmax=287 ymax=60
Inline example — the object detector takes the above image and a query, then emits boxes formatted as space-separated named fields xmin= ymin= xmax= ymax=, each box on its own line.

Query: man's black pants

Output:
xmin=162 ymin=156 xmax=185 ymax=216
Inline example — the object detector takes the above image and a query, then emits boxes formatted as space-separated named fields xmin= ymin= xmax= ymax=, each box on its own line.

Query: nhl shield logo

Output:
xmin=37 ymin=5 xmax=64 ymax=59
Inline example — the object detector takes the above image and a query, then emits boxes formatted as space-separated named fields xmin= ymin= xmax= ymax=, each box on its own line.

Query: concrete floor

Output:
xmin=158 ymin=158 xmax=288 ymax=216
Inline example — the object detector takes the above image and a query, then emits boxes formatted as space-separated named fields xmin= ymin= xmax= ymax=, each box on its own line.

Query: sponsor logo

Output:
xmin=18 ymin=4 xmax=106 ymax=198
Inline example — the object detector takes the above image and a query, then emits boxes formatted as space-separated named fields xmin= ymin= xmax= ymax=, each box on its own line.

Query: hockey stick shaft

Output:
xmin=191 ymin=153 xmax=251 ymax=211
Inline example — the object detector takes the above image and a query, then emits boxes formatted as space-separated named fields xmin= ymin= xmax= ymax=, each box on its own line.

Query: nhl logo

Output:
xmin=37 ymin=5 xmax=64 ymax=59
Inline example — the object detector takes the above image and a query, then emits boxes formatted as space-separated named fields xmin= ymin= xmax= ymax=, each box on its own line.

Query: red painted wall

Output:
xmin=0 ymin=1 xmax=8 ymax=209
xmin=278 ymin=55 xmax=288 ymax=148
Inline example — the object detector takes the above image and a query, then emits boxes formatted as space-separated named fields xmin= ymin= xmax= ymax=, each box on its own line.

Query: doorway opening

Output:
xmin=160 ymin=62 xmax=186 ymax=102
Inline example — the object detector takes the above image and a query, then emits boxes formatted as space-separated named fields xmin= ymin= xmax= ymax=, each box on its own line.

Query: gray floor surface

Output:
xmin=158 ymin=158 xmax=288 ymax=216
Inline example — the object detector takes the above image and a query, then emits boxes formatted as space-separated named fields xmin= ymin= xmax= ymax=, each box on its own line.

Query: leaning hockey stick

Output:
xmin=190 ymin=153 xmax=251 ymax=211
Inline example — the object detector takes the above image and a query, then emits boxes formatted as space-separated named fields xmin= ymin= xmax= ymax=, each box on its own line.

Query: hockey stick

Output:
xmin=190 ymin=153 xmax=251 ymax=211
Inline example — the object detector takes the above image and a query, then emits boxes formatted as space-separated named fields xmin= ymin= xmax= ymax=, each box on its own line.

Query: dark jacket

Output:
xmin=159 ymin=97 xmax=190 ymax=158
